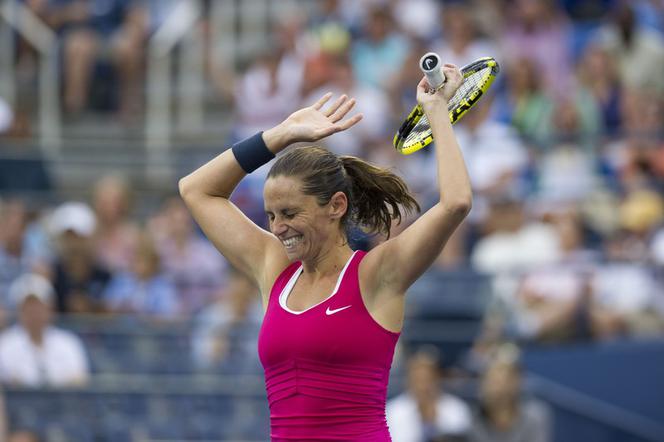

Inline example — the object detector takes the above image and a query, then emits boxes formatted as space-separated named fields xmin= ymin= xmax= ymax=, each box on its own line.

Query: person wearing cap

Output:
xmin=49 ymin=202 xmax=112 ymax=313
xmin=0 ymin=273 xmax=90 ymax=387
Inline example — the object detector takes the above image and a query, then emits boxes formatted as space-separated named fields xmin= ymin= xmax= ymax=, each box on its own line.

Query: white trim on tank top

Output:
xmin=279 ymin=250 xmax=358 ymax=315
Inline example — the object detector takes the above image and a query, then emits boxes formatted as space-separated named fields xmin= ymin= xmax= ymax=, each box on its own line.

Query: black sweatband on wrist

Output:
xmin=231 ymin=131 xmax=275 ymax=173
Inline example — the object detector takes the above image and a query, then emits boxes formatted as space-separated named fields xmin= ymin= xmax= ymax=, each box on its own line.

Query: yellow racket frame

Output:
xmin=393 ymin=57 xmax=500 ymax=155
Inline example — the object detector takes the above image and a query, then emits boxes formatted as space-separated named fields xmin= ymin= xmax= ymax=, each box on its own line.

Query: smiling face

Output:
xmin=264 ymin=175 xmax=346 ymax=262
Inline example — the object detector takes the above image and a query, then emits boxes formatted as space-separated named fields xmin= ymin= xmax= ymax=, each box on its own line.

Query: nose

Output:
xmin=271 ymin=217 xmax=288 ymax=236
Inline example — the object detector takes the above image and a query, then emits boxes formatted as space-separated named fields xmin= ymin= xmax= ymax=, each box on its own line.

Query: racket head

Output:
xmin=393 ymin=56 xmax=500 ymax=155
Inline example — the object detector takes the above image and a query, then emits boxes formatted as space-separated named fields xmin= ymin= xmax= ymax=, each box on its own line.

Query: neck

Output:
xmin=301 ymin=243 xmax=353 ymax=278
xmin=65 ymin=256 xmax=92 ymax=279
xmin=27 ymin=328 xmax=45 ymax=346
xmin=487 ymin=400 xmax=518 ymax=429
xmin=98 ymin=218 xmax=113 ymax=231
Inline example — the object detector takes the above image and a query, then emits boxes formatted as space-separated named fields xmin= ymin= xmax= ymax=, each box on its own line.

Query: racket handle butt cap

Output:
xmin=419 ymin=52 xmax=446 ymax=90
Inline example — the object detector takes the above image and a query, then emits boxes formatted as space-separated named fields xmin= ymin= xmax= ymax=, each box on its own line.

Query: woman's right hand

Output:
xmin=264 ymin=93 xmax=363 ymax=151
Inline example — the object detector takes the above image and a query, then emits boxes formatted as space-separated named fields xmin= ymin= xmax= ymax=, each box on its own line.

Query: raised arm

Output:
xmin=178 ymin=93 xmax=362 ymax=300
xmin=364 ymin=64 xmax=472 ymax=295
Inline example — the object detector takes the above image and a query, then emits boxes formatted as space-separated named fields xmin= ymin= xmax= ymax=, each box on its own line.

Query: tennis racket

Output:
xmin=393 ymin=53 xmax=500 ymax=155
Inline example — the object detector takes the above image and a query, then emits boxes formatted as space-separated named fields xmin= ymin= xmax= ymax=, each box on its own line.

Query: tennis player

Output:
xmin=179 ymin=64 xmax=469 ymax=441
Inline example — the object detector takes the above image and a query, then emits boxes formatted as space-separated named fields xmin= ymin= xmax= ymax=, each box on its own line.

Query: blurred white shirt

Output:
xmin=592 ymin=263 xmax=662 ymax=314
xmin=387 ymin=392 xmax=471 ymax=442
xmin=0 ymin=325 xmax=90 ymax=387
xmin=472 ymin=223 xmax=561 ymax=275
xmin=454 ymin=121 xmax=528 ymax=193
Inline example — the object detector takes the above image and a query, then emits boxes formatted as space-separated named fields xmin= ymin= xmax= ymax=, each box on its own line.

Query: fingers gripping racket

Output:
xmin=393 ymin=53 xmax=500 ymax=155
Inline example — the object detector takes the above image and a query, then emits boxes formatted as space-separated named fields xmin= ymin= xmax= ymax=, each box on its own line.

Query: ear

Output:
xmin=328 ymin=191 xmax=348 ymax=220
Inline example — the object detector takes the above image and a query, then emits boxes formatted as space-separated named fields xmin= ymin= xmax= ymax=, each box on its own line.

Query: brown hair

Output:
xmin=267 ymin=146 xmax=420 ymax=238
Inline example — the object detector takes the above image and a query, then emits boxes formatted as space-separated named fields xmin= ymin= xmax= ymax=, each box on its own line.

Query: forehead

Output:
xmin=264 ymin=176 xmax=307 ymax=208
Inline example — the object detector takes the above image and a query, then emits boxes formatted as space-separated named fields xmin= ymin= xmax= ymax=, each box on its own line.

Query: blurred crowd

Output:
xmin=1 ymin=0 xmax=664 ymax=440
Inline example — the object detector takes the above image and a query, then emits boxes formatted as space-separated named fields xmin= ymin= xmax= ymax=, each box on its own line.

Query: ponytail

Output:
xmin=268 ymin=146 xmax=420 ymax=239
xmin=340 ymin=156 xmax=420 ymax=238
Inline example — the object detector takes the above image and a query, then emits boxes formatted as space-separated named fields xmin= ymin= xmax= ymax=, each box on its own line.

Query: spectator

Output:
xmin=0 ymin=273 xmax=90 ymax=387
xmin=590 ymin=225 xmax=664 ymax=339
xmin=575 ymin=43 xmax=624 ymax=136
xmin=469 ymin=344 xmax=551 ymax=442
xmin=232 ymin=17 xmax=305 ymax=143
xmin=303 ymin=54 xmax=391 ymax=157
xmin=619 ymin=189 xmax=664 ymax=239
xmin=597 ymin=2 xmax=664 ymax=94
xmin=301 ymin=2 xmax=353 ymax=97
xmin=0 ymin=200 xmax=35 ymax=310
xmin=60 ymin=0 xmax=148 ymax=117
xmin=433 ymin=2 xmax=499 ymax=68
xmin=526 ymin=209 xmax=596 ymax=342
xmin=191 ymin=269 xmax=262 ymax=372
xmin=535 ymin=142 xmax=601 ymax=204
xmin=511 ymin=263 xmax=591 ymax=343
xmin=103 ymin=231 xmax=179 ymax=319
xmin=350 ymin=6 xmax=410 ymax=91
xmin=153 ymin=198 xmax=227 ymax=314
xmin=388 ymin=37 xmax=430 ymax=129
xmin=606 ymin=88 xmax=664 ymax=193
xmin=548 ymin=95 xmax=602 ymax=149
xmin=25 ymin=0 xmax=88 ymax=33
xmin=471 ymin=200 xmax=560 ymax=276
xmin=477 ymin=208 xmax=598 ymax=344
xmin=500 ymin=0 xmax=573 ymax=98
xmin=453 ymin=95 xmax=529 ymax=220
xmin=49 ymin=202 xmax=112 ymax=313
xmin=496 ymin=58 xmax=554 ymax=145
xmin=387 ymin=348 xmax=472 ymax=442
xmin=91 ymin=174 xmax=139 ymax=272
xmin=392 ymin=0 xmax=440 ymax=41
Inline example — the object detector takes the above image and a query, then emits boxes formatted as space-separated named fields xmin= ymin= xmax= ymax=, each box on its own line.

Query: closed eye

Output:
xmin=265 ymin=210 xmax=295 ymax=222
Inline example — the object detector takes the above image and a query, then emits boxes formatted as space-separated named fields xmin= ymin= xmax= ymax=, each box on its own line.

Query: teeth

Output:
xmin=283 ymin=236 xmax=301 ymax=247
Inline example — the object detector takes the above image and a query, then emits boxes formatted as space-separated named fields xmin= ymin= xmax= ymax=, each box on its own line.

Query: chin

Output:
xmin=284 ymin=248 xmax=301 ymax=261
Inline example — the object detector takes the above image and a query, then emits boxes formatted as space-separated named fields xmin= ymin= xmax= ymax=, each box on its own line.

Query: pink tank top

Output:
xmin=258 ymin=250 xmax=400 ymax=441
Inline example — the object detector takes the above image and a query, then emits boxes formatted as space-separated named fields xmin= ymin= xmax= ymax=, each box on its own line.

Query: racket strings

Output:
xmin=449 ymin=67 xmax=489 ymax=109
xmin=404 ymin=67 xmax=491 ymax=144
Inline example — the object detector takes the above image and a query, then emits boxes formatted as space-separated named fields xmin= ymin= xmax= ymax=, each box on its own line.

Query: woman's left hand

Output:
xmin=279 ymin=93 xmax=363 ymax=144
xmin=417 ymin=64 xmax=463 ymax=116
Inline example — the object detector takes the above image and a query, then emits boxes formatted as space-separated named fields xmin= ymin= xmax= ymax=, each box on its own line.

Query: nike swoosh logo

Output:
xmin=325 ymin=305 xmax=352 ymax=315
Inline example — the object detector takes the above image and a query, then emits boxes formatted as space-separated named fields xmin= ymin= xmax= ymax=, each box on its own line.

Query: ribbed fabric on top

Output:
xmin=258 ymin=250 xmax=400 ymax=441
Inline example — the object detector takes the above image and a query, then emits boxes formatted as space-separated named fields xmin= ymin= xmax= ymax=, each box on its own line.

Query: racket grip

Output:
xmin=419 ymin=52 xmax=445 ymax=90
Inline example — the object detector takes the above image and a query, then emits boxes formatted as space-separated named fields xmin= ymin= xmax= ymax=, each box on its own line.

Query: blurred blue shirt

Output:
xmin=103 ymin=272 xmax=179 ymax=318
